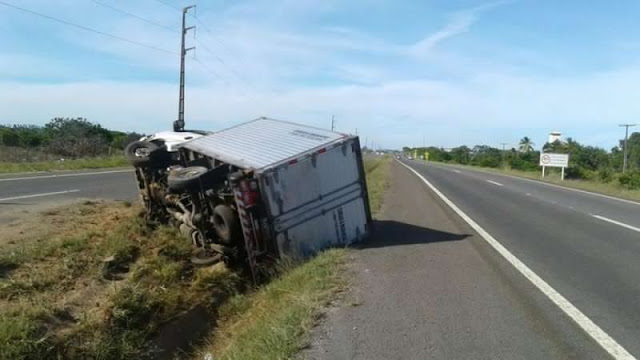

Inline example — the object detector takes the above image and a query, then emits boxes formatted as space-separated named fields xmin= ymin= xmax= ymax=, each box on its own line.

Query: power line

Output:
xmin=143 ymin=1 xmax=258 ymax=92
xmin=90 ymin=0 xmax=179 ymax=33
xmin=192 ymin=57 xmax=230 ymax=87
xmin=193 ymin=39 xmax=256 ymax=90
xmin=191 ymin=15 xmax=248 ymax=65
xmin=146 ymin=3 xmax=261 ymax=92
xmin=0 ymin=1 xmax=178 ymax=55
xmin=152 ymin=0 xmax=181 ymax=12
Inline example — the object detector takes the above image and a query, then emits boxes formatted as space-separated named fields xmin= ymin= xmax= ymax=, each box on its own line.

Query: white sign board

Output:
xmin=539 ymin=153 xmax=569 ymax=168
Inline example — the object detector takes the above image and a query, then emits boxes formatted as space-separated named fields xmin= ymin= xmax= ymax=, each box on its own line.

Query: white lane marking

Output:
xmin=397 ymin=160 xmax=635 ymax=360
xmin=434 ymin=164 xmax=640 ymax=206
xmin=591 ymin=215 xmax=640 ymax=233
xmin=453 ymin=170 xmax=462 ymax=174
xmin=526 ymin=193 xmax=532 ymax=196
xmin=486 ymin=180 xmax=504 ymax=187
xmin=0 ymin=169 xmax=132 ymax=182
xmin=0 ymin=189 xmax=80 ymax=202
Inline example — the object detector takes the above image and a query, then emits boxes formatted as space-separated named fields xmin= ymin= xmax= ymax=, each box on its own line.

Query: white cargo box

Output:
xmin=179 ymin=117 xmax=372 ymax=257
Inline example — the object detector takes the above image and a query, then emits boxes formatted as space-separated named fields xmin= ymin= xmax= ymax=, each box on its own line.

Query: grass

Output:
xmin=0 ymin=201 xmax=244 ymax=359
xmin=364 ymin=155 xmax=392 ymax=215
xmin=195 ymin=249 xmax=347 ymax=360
xmin=434 ymin=162 xmax=640 ymax=202
xmin=0 ymin=155 xmax=128 ymax=173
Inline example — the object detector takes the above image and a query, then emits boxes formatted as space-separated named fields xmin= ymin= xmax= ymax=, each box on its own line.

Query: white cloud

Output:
xmin=409 ymin=0 xmax=515 ymax=58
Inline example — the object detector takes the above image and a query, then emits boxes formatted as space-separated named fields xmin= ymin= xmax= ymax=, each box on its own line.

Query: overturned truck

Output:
xmin=125 ymin=117 xmax=372 ymax=279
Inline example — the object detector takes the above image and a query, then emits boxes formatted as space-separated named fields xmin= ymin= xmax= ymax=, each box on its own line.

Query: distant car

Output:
xmin=408 ymin=156 xmax=414 ymax=160
xmin=395 ymin=155 xmax=400 ymax=159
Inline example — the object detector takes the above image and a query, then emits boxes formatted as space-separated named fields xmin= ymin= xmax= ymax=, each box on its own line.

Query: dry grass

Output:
xmin=364 ymin=156 xmax=392 ymax=215
xmin=0 ymin=201 xmax=244 ymax=359
xmin=194 ymin=249 xmax=348 ymax=360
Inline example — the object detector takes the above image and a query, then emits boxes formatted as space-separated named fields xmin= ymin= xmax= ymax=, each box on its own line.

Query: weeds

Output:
xmin=198 ymin=249 xmax=347 ymax=360
xmin=0 ymin=156 xmax=129 ymax=174
xmin=0 ymin=201 xmax=247 ymax=359
xmin=364 ymin=156 xmax=392 ymax=215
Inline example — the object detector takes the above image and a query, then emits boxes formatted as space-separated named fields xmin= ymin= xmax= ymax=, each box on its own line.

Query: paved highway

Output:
xmin=0 ymin=168 xmax=138 ymax=222
xmin=308 ymin=159 xmax=639 ymax=359
xmin=401 ymin=159 xmax=640 ymax=358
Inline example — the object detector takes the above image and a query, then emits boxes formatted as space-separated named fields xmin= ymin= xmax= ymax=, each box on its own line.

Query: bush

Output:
xmin=565 ymin=166 xmax=594 ymax=180
xmin=618 ymin=171 xmax=640 ymax=189
xmin=598 ymin=168 xmax=614 ymax=183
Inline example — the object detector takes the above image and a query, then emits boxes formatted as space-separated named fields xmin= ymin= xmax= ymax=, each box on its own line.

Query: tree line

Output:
xmin=0 ymin=118 xmax=143 ymax=161
xmin=404 ymin=134 xmax=640 ymax=190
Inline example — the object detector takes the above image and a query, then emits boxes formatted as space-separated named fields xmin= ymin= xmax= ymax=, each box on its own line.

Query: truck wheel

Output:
xmin=191 ymin=248 xmax=221 ymax=266
xmin=213 ymin=205 xmax=241 ymax=245
xmin=168 ymin=166 xmax=208 ymax=192
xmin=124 ymin=141 xmax=159 ymax=167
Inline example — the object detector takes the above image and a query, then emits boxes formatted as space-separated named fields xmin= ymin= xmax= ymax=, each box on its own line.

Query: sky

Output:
xmin=2 ymin=0 xmax=640 ymax=150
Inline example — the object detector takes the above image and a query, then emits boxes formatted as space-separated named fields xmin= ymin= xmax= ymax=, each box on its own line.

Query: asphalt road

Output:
xmin=402 ymin=160 xmax=640 ymax=358
xmin=0 ymin=168 xmax=138 ymax=223
xmin=306 ymin=159 xmax=639 ymax=359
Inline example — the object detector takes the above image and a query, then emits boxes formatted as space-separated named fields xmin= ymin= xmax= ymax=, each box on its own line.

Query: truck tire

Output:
xmin=212 ymin=204 xmax=241 ymax=245
xmin=124 ymin=141 xmax=160 ymax=167
xmin=191 ymin=248 xmax=221 ymax=266
xmin=168 ymin=166 xmax=208 ymax=192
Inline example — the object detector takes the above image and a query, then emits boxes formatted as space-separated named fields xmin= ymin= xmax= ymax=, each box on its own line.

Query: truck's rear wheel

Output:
xmin=212 ymin=205 xmax=241 ymax=245
xmin=191 ymin=248 xmax=221 ymax=266
xmin=168 ymin=166 xmax=208 ymax=192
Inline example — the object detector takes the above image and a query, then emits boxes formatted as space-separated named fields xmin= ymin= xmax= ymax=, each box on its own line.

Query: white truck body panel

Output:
xmin=178 ymin=117 xmax=371 ymax=258
xmin=260 ymin=138 xmax=369 ymax=257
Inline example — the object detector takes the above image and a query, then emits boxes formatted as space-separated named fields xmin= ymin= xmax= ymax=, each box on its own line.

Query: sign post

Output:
xmin=539 ymin=153 xmax=569 ymax=180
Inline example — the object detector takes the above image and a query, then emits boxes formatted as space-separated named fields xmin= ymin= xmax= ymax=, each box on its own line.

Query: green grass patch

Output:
xmin=0 ymin=156 xmax=128 ymax=173
xmin=364 ymin=156 xmax=392 ymax=215
xmin=435 ymin=162 xmax=640 ymax=202
xmin=198 ymin=249 xmax=347 ymax=360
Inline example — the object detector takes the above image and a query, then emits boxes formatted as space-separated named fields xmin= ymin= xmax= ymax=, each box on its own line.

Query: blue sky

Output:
xmin=2 ymin=0 xmax=640 ymax=150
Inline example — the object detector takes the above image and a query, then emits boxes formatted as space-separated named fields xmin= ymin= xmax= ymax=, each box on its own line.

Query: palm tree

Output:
xmin=519 ymin=137 xmax=534 ymax=153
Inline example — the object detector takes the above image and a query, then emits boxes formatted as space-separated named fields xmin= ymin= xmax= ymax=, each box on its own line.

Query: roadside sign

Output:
xmin=539 ymin=153 xmax=569 ymax=167
xmin=540 ymin=153 xmax=569 ymax=180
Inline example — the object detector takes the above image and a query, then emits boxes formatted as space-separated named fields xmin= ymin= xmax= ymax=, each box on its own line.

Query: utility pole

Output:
xmin=174 ymin=5 xmax=196 ymax=132
xmin=500 ymin=142 xmax=508 ymax=166
xmin=620 ymin=124 xmax=637 ymax=173
xmin=331 ymin=115 xmax=335 ymax=131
